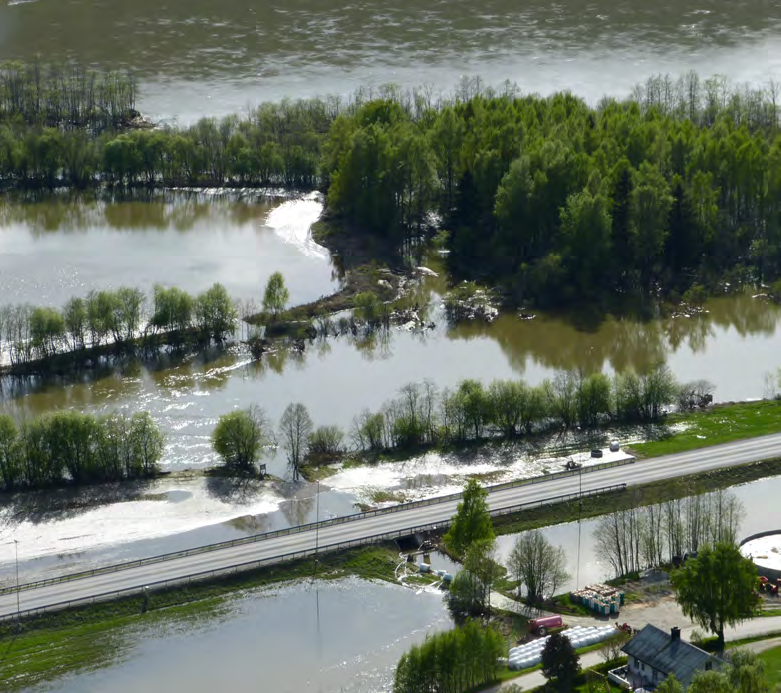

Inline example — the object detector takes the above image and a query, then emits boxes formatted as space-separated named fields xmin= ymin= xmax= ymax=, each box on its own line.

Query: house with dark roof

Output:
xmin=608 ymin=625 xmax=721 ymax=690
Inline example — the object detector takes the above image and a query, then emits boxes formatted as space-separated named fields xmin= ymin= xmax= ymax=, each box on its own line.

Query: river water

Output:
xmin=0 ymin=0 xmax=778 ymax=123
xmin=0 ymin=4 xmax=780 ymax=689
xmin=2 ymin=192 xmax=781 ymax=578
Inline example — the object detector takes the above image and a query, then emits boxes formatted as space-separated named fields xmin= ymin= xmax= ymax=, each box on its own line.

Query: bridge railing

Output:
xmin=0 ymin=483 xmax=626 ymax=623
xmin=0 ymin=457 xmax=634 ymax=597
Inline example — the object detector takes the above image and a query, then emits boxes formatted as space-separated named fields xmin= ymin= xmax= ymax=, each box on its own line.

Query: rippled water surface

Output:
xmin=2 ymin=193 xmax=781 ymax=577
xmin=495 ymin=475 xmax=781 ymax=593
xmin=36 ymin=577 xmax=452 ymax=693
xmin=0 ymin=0 xmax=777 ymax=121
xmin=0 ymin=191 xmax=336 ymax=306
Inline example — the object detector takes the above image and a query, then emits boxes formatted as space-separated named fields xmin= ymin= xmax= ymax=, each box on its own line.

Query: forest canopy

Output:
xmin=1 ymin=66 xmax=780 ymax=305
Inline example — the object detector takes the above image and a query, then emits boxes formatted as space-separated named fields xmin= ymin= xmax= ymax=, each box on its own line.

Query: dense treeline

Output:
xmin=0 ymin=61 xmax=138 ymax=132
xmin=594 ymin=488 xmax=744 ymax=577
xmin=4 ymin=67 xmax=781 ymax=303
xmin=0 ymin=410 xmax=164 ymax=491
xmin=393 ymin=621 xmax=504 ymax=693
xmin=325 ymin=73 xmax=781 ymax=304
xmin=0 ymin=283 xmax=238 ymax=367
xmin=0 ymin=69 xmax=337 ymax=187
xmin=349 ymin=365 xmax=686 ymax=453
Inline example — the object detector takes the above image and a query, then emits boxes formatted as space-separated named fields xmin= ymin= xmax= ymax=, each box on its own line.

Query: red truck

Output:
xmin=528 ymin=615 xmax=563 ymax=636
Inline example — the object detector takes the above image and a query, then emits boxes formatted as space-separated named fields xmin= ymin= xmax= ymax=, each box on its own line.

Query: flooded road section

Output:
xmin=0 ymin=0 xmax=778 ymax=122
xmin=37 ymin=577 xmax=452 ymax=693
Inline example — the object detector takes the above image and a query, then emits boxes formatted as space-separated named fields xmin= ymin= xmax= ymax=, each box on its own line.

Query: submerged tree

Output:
xmin=262 ymin=271 xmax=289 ymax=317
xmin=279 ymin=402 xmax=313 ymax=481
xmin=212 ymin=406 xmax=271 ymax=474
xmin=507 ymin=530 xmax=569 ymax=604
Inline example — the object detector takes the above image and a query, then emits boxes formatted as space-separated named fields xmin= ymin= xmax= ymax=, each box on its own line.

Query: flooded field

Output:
xmin=36 ymin=577 xmax=452 ymax=693
xmin=0 ymin=191 xmax=336 ymax=307
xmin=496 ymin=474 xmax=781 ymax=593
xmin=2 ymin=191 xmax=781 ymax=583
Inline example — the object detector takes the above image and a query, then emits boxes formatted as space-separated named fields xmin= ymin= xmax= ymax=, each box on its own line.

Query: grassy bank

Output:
xmin=493 ymin=457 xmax=781 ymax=536
xmin=631 ymin=400 xmax=781 ymax=457
xmin=0 ymin=544 xmax=401 ymax=690
xmin=759 ymin=645 xmax=781 ymax=689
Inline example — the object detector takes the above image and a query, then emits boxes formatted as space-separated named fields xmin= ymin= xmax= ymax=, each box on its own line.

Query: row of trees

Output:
xmin=0 ymin=60 xmax=137 ymax=132
xmin=0 ymin=91 xmax=338 ymax=187
xmin=0 ymin=282 xmax=239 ymax=366
xmin=4 ymin=65 xmax=781 ymax=311
xmin=0 ymin=410 xmax=164 ymax=491
xmin=209 ymin=364 xmax=687 ymax=478
xmin=594 ymin=488 xmax=745 ymax=577
xmin=351 ymin=367 xmax=682 ymax=453
xmin=392 ymin=620 xmax=505 ymax=693
xmin=211 ymin=403 xmax=345 ymax=480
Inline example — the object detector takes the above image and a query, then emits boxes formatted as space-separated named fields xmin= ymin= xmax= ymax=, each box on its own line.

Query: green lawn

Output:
xmin=631 ymin=400 xmax=781 ymax=457
xmin=759 ymin=645 xmax=781 ymax=689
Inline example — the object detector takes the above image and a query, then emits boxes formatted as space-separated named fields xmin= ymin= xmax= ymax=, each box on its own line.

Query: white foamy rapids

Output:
xmin=264 ymin=191 xmax=327 ymax=258
xmin=325 ymin=448 xmax=634 ymax=507
xmin=0 ymin=477 xmax=283 ymax=566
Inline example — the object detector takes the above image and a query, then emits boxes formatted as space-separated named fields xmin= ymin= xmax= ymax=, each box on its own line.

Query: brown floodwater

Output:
xmin=0 ymin=190 xmax=336 ymax=306
xmin=1 ymin=194 xmax=780 ymax=483
xmin=0 ymin=0 xmax=777 ymax=123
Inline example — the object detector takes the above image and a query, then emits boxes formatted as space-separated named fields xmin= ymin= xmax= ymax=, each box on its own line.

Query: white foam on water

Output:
xmin=325 ymin=448 xmax=633 ymax=506
xmin=0 ymin=477 xmax=283 ymax=566
xmin=264 ymin=191 xmax=327 ymax=258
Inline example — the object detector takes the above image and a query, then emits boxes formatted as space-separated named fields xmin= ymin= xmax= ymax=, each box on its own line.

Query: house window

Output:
xmin=705 ymin=662 xmax=712 ymax=671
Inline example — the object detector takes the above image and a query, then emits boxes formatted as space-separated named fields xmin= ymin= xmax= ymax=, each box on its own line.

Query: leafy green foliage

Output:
xmin=211 ymin=406 xmax=271 ymax=473
xmin=350 ymin=366 xmax=679 ymax=454
xmin=393 ymin=620 xmax=504 ymax=693
xmin=262 ymin=272 xmax=289 ymax=316
xmin=655 ymin=674 xmax=685 ymax=693
xmin=306 ymin=425 xmax=345 ymax=458
xmin=5 ymin=66 xmax=781 ymax=306
xmin=444 ymin=478 xmax=495 ymax=558
xmin=0 ymin=410 xmax=164 ymax=491
xmin=671 ymin=542 xmax=761 ymax=648
xmin=194 ymin=283 xmax=238 ymax=340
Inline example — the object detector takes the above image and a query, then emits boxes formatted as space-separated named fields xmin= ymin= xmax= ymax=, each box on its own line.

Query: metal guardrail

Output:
xmin=0 ymin=483 xmax=626 ymax=622
xmin=0 ymin=457 xmax=634 ymax=597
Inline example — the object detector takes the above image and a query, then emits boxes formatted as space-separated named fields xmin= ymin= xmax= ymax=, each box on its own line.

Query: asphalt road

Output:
xmin=2 ymin=432 xmax=781 ymax=619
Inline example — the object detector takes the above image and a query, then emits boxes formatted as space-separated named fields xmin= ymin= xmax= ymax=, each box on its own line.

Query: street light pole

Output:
xmin=14 ymin=539 xmax=21 ymax=630
xmin=576 ymin=466 xmax=582 ymax=590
